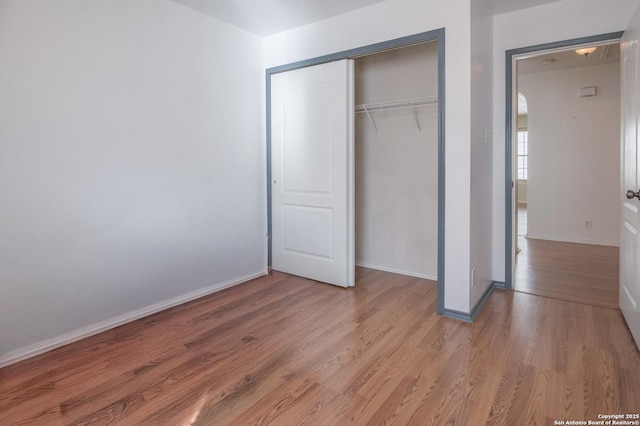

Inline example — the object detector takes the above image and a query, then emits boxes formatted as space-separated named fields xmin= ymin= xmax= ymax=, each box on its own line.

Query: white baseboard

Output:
xmin=525 ymin=233 xmax=619 ymax=247
xmin=0 ymin=270 xmax=267 ymax=369
xmin=356 ymin=261 xmax=437 ymax=281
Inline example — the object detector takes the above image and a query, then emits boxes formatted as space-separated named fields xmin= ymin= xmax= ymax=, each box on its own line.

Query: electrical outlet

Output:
xmin=471 ymin=267 xmax=476 ymax=287
xmin=584 ymin=219 xmax=592 ymax=229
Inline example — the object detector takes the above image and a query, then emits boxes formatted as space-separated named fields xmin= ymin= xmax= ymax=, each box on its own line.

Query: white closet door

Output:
xmin=271 ymin=59 xmax=355 ymax=288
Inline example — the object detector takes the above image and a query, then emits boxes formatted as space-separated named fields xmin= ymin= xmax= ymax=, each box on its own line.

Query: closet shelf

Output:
xmin=355 ymin=96 xmax=437 ymax=134
xmin=354 ymin=96 xmax=437 ymax=113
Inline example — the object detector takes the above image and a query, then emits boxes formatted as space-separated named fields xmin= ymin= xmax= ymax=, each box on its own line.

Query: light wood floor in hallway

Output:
xmin=515 ymin=238 xmax=619 ymax=309
xmin=515 ymin=205 xmax=620 ymax=309
xmin=1 ymin=268 xmax=639 ymax=425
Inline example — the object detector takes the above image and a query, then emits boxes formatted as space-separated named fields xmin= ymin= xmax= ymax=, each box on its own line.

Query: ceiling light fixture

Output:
xmin=575 ymin=47 xmax=597 ymax=57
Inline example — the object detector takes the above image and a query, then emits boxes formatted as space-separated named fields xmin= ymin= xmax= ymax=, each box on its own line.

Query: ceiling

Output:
xmin=169 ymin=0 xmax=388 ymax=36
xmin=518 ymin=43 xmax=621 ymax=76
xmin=517 ymin=42 xmax=620 ymax=115
xmin=169 ymin=0 xmax=563 ymax=36
xmin=485 ymin=0 xmax=561 ymax=15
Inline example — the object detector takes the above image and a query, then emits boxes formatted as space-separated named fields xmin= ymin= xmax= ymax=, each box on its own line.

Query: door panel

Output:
xmin=282 ymin=83 xmax=334 ymax=194
xmin=620 ymin=25 xmax=640 ymax=349
xmin=282 ymin=205 xmax=333 ymax=259
xmin=271 ymin=60 xmax=355 ymax=288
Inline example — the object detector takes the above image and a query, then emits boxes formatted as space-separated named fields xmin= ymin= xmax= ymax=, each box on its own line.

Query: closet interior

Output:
xmin=354 ymin=41 xmax=439 ymax=280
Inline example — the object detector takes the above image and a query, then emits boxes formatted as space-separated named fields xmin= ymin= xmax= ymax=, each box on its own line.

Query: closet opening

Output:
xmin=266 ymin=28 xmax=445 ymax=313
xmin=354 ymin=42 xmax=439 ymax=282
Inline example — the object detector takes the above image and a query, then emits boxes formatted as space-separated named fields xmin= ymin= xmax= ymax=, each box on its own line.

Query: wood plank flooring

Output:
xmin=1 ymin=268 xmax=639 ymax=425
xmin=515 ymin=236 xmax=619 ymax=309
xmin=515 ymin=205 xmax=619 ymax=309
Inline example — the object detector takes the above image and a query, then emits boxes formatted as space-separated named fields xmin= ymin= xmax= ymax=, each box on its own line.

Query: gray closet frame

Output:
xmin=266 ymin=28 xmax=447 ymax=315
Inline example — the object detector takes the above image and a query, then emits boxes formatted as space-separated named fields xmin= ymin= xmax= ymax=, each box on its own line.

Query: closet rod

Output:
xmin=354 ymin=96 xmax=437 ymax=113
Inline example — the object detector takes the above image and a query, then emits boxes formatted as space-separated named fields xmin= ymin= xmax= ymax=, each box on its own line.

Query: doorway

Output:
xmin=505 ymin=33 xmax=623 ymax=308
xmin=354 ymin=42 xmax=439 ymax=281
xmin=266 ymin=29 xmax=446 ymax=313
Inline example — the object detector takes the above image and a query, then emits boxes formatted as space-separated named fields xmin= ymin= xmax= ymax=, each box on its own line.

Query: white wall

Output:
xmin=354 ymin=42 xmax=438 ymax=280
xmin=0 ymin=0 xmax=266 ymax=365
xmin=264 ymin=0 xmax=473 ymax=313
xmin=519 ymin=63 xmax=620 ymax=245
xmin=470 ymin=0 xmax=494 ymax=309
xmin=491 ymin=0 xmax=638 ymax=283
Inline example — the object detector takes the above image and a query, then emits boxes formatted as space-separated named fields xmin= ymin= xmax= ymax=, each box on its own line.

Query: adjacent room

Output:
xmin=514 ymin=43 xmax=621 ymax=309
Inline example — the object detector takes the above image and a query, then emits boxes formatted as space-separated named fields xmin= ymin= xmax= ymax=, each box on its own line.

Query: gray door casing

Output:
xmin=266 ymin=29 xmax=447 ymax=314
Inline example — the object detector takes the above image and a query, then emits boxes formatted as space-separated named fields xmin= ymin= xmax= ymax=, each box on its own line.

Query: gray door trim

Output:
xmin=504 ymin=31 xmax=624 ymax=290
xmin=267 ymin=28 xmax=447 ymax=314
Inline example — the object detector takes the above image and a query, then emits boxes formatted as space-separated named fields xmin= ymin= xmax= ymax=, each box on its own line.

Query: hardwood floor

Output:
xmin=1 ymin=268 xmax=639 ymax=425
xmin=515 ymin=206 xmax=620 ymax=309
xmin=515 ymin=238 xmax=619 ymax=309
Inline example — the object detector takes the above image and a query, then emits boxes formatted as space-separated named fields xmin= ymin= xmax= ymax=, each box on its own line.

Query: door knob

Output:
xmin=626 ymin=190 xmax=640 ymax=200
